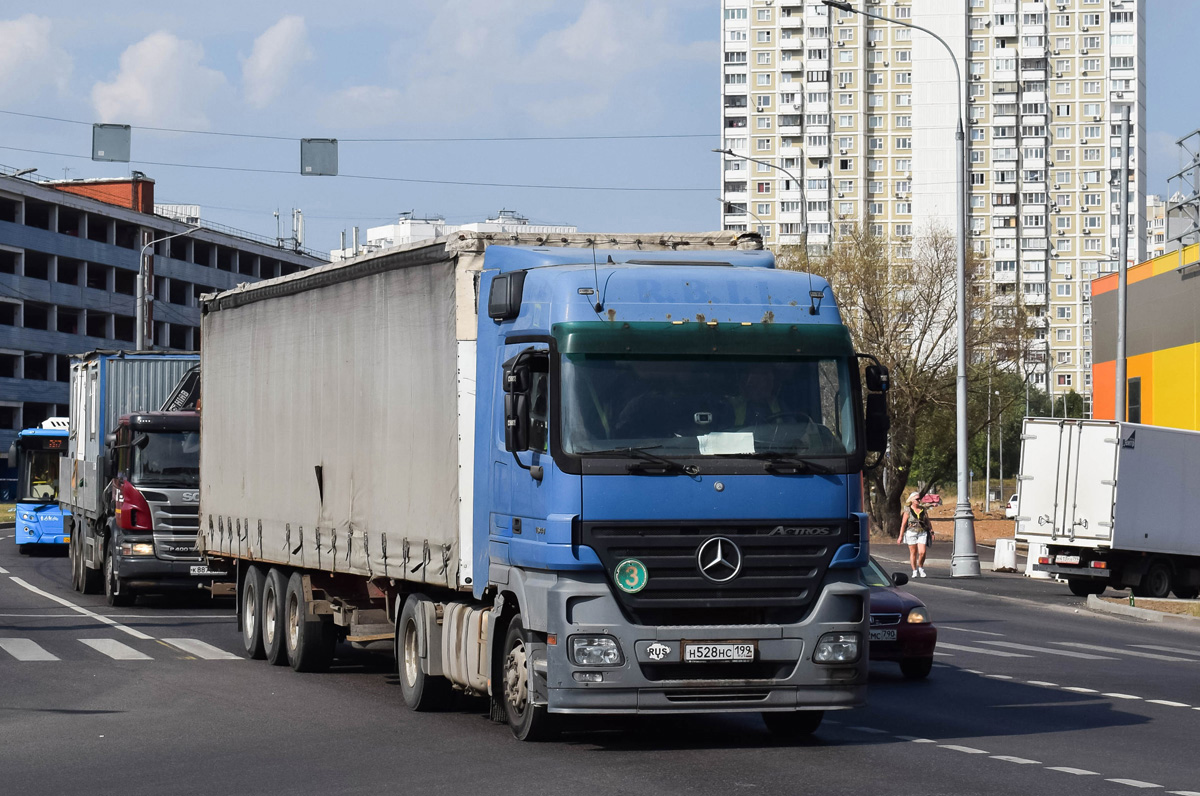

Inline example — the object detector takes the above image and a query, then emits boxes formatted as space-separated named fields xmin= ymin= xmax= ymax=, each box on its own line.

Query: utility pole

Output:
xmin=1114 ymin=104 xmax=1132 ymax=422
xmin=137 ymin=226 xmax=199 ymax=350
xmin=985 ymin=371 xmax=992 ymax=513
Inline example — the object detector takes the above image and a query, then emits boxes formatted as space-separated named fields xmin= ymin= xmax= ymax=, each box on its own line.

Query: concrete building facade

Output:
xmin=0 ymin=170 xmax=320 ymax=452
xmin=720 ymin=0 xmax=1146 ymax=406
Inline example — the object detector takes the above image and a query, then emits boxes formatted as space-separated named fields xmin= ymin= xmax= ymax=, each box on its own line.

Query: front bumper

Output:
xmin=868 ymin=624 xmax=937 ymax=662
xmin=113 ymin=555 xmax=229 ymax=590
xmin=540 ymin=572 xmax=869 ymax=714
xmin=15 ymin=522 xmax=68 ymax=546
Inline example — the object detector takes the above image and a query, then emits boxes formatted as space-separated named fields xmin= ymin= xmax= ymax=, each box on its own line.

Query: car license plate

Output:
xmin=683 ymin=643 xmax=756 ymax=662
xmin=869 ymin=629 xmax=897 ymax=641
xmin=1056 ymin=555 xmax=1081 ymax=565
xmin=190 ymin=565 xmax=219 ymax=576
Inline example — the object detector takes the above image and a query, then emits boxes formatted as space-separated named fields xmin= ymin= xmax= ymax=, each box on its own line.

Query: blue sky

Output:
xmin=0 ymin=2 xmax=1191 ymax=253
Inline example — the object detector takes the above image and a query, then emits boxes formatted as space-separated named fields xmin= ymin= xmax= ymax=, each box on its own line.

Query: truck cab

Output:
xmin=102 ymin=411 xmax=210 ymax=604
xmin=8 ymin=420 xmax=70 ymax=552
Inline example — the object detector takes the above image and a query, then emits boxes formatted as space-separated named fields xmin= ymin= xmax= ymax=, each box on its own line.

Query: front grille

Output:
xmin=151 ymin=503 xmax=200 ymax=534
xmin=870 ymin=613 xmax=902 ymax=626
xmin=580 ymin=520 xmax=851 ymax=625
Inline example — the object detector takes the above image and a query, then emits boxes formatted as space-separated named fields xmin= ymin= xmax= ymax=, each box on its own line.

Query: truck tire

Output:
xmin=285 ymin=571 xmax=336 ymax=673
xmin=900 ymin=657 xmax=934 ymax=680
xmin=240 ymin=565 xmax=267 ymax=660
xmin=762 ymin=710 xmax=824 ymax=738
xmin=396 ymin=594 xmax=453 ymax=711
xmin=262 ymin=568 xmax=290 ymax=666
xmin=74 ymin=528 xmax=102 ymax=595
xmin=502 ymin=614 xmax=557 ymax=741
xmin=1067 ymin=578 xmax=1105 ymax=597
xmin=1132 ymin=560 xmax=1172 ymax=599
xmin=104 ymin=541 xmax=136 ymax=607
xmin=1172 ymin=584 xmax=1200 ymax=600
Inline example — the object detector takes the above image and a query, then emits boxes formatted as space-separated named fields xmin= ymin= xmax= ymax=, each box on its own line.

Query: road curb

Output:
xmin=1086 ymin=593 xmax=1200 ymax=627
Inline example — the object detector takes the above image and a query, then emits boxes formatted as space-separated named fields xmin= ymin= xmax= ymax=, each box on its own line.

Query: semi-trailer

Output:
xmin=199 ymin=231 xmax=890 ymax=740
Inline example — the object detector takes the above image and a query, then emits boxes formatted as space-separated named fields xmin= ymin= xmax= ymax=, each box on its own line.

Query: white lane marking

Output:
xmin=991 ymin=756 xmax=1042 ymax=765
xmin=1046 ymin=767 xmax=1100 ymax=776
xmin=845 ymin=726 xmax=888 ymax=734
xmin=986 ymin=674 xmax=1014 ymax=680
xmin=1053 ymin=642 xmax=1196 ymax=663
xmin=0 ymin=613 xmax=231 ymax=619
xmin=933 ymin=652 xmax=955 ymax=657
xmin=0 ymin=638 xmax=59 ymax=661
xmin=1133 ymin=645 xmax=1200 ymax=658
xmin=1146 ymin=699 xmax=1190 ymax=708
xmin=5 ymin=577 xmax=152 ymax=640
xmin=978 ymin=640 xmax=1116 ymax=660
xmin=939 ymin=626 xmax=1006 ymax=637
xmin=1062 ymin=687 xmax=1099 ymax=694
xmin=940 ymin=745 xmax=989 ymax=754
xmin=0 ymin=565 xmax=9 ymax=574
xmin=1167 ymin=791 xmax=1200 ymax=795
xmin=1027 ymin=680 xmax=1060 ymax=687
xmin=895 ymin=736 xmax=937 ymax=743
xmin=938 ymin=642 xmax=1032 ymax=658
xmin=1103 ymin=693 xmax=1143 ymax=700
xmin=1105 ymin=780 xmax=1161 ymax=789
xmin=162 ymin=638 xmax=239 ymax=660
xmin=80 ymin=639 xmax=152 ymax=661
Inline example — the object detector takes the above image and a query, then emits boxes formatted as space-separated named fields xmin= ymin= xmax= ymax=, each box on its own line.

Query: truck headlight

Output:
xmin=120 ymin=542 xmax=155 ymax=556
xmin=813 ymin=632 xmax=861 ymax=664
xmin=569 ymin=635 xmax=624 ymax=666
xmin=907 ymin=607 xmax=931 ymax=624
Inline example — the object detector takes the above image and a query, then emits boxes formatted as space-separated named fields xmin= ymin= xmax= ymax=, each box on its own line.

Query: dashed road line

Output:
xmin=1106 ymin=779 xmax=1162 ymax=789
xmin=1054 ymin=642 xmax=1196 ymax=663
xmin=80 ymin=638 xmax=153 ymax=661
xmin=985 ymin=674 xmax=1013 ymax=680
xmin=1046 ymin=767 xmax=1100 ymax=776
xmin=1133 ymin=645 xmax=1200 ymax=658
xmin=939 ymin=625 xmax=1005 ymax=637
xmin=1103 ymin=693 xmax=1143 ymax=700
xmin=1027 ymin=680 xmax=1059 ymax=687
xmin=938 ymin=642 xmax=1031 ymax=658
xmin=1062 ymin=686 xmax=1099 ymax=694
xmin=6 ymin=576 xmax=152 ymax=640
xmin=1146 ymin=699 xmax=1190 ymax=708
xmin=977 ymin=640 xmax=1116 ymax=660
xmin=990 ymin=756 xmax=1041 ymax=765
xmin=940 ymin=745 xmax=989 ymax=754
xmin=0 ymin=638 xmax=59 ymax=661
xmin=162 ymin=638 xmax=240 ymax=660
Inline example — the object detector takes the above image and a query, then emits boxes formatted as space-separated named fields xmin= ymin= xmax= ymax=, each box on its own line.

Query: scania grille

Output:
xmin=579 ymin=520 xmax=850 ymax=625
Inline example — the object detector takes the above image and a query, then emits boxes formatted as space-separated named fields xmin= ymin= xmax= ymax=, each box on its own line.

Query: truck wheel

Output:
xmin=241 ymin=565 xmax=266 ymax=660
xmin=502 ymin=614 xmax=557 ymax=741
xmin=104 ymin=543 xmax=136 ymax=607
xmin=762 ymin=710 xmax=824 ymax=738
xmin=79 ymin=539 xmax=102 ymax=595
xmin=1133 ymin=560 xmax=1172 ymax=599
xmin=396 ymin=594 xmax=453 ymax=711
xmin=285 ymin=571 xmax=336 ymax=673
xmin=900 ymin=657 xmax=933 ymax=680
xmin=262 ymin=568 xmax=290 ymax=666
xmin=1067 ymin=579 xmax=1105 ymax=597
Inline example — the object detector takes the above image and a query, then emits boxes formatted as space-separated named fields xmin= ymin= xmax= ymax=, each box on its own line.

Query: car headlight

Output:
xmin=813 ymin=632 xmax=861 ymax=664
xmin=119 ymin=542 xmax=156 ymax=556
xmin=907 ymin=607 xmax=931 ymax=624
xmin=569 ymin=635 xmax=624 ymax=666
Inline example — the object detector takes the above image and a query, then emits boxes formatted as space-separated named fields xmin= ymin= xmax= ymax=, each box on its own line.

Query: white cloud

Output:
xmin=0 ymin=15 xmax=72 ymax=101
xmin=91 ymin=31 xmax=228 ymax=128
xmin=243 ymin=16 xmax=313 ymax=109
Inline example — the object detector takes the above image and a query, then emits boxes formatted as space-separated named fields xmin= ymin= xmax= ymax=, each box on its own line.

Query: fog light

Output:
xmin=814 ymin=632 xmax=860 ymax=664
xmin=569 ymin=635 xmax=623 ymax=666
xmin=573 ymin=671 xmax=604 ymax=683
xmin=907 ymin=607 xmax=931 ymax=624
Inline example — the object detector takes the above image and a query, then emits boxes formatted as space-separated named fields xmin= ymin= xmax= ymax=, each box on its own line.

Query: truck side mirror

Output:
xmin=488 ymin=271 xmax=528 ymax=322
xmin=865 ymin=392 xmax=889 ymax=454
xmin=865 ymin=364 xmax=890 ymax=393
xmin=504 ymin=392 xmax=530 ymax=452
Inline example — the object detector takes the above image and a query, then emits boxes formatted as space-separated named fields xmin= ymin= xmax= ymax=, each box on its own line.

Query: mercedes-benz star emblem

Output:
xmin=696 ymin=536 xmax=742 ymax=583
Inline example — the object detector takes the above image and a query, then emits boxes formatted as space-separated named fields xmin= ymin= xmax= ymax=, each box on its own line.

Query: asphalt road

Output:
xmin=2 ymin=539 xmax=1199 ymax=796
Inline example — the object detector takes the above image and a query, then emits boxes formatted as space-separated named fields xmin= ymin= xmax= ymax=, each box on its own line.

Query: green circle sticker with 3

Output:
xmin=614 ymin=558 xmax=648 ymax=594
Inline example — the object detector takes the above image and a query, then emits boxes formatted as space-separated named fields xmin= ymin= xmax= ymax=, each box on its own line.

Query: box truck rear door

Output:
xmin=1062 ymin=422 xmax=1118 ymax=544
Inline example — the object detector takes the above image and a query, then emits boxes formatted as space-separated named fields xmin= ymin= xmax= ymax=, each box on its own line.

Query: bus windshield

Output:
xmin=20 ymin=450 xmax=61 ymax=504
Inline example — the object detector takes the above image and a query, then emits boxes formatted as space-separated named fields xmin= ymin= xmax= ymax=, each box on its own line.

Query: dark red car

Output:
xmin=862 ymin=556 xmax=937 ymax=679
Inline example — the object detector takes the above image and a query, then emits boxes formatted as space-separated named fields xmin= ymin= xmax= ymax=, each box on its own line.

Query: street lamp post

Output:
xmin=713 ymin=148 xmax=808 ymax=259
xmin=717 ymin=197 xmax=769 ymax=236
xmin=823 ymin=0 xmax=980 ymax=576
xmin=137 ymin=226 xmax=200 ymax=350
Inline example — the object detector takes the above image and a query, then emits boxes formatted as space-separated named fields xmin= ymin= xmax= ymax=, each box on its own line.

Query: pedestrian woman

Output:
xmin=897 ymin=491 xmax=931 ymax=577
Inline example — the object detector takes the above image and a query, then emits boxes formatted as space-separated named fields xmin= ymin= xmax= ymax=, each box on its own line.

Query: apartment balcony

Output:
xmin=993 ymin=25 xmax=1018 ymax=38
xmin=992 ymin=204 xmax=1017 ymax=216
xmin=780 ymin=16 xmax=804 ymax=29
xmin=724 ymin=191 xmax=749 ymax=202
xmin=1024 ymin=91 xmax=1047 ymax=104
xmin=994 ymin=69 xmax=1018 ymax=83
xmin=993 ymin=270 xmax=1017 ymax=284
xmin=1020 ymin=69 xmax=1046 ymax=82
xmin=1022 ymin=291 xmax=1047 ymax=306
xmin=808 ymin=144 xmax=830 ymax=159
xmin=778 ymin=124 xmax=803 ymax=136
xmin=994 ymin=115 xmax=1017 ymax=128
xmin=808 ymin=188 xmax=830 ymax=201
xmin=993 ymin=227 xmax=1018 ymax=240
xmin=778 ymin=145 xmax=802 ymax=158
xmin=1022 ymin=269 xmax=1047 ymax=283
xmin=808 ymin=37 xmax=830 ymax=50
xmin=1024 ymin=157 xmax=1046 ymax=170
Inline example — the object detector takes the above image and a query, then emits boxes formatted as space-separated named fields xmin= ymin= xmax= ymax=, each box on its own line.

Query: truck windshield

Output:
xmin=561 ymin=354 xmax=856 ymax=459
xmin=132 ymin=431 xmax=200 ymax=487
xmin=20 ymin=450 xmax=61 ymax=503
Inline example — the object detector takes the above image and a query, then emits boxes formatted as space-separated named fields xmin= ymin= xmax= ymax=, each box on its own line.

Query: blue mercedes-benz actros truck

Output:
xmin=199 ymin=231 xmax=889 ymax=740
xmin=8 ymin=419 xmax=70 ymax=553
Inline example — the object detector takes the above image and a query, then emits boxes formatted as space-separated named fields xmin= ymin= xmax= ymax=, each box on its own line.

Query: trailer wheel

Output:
xmin=1067 ymin=579 xmax=1105 ymax=597
xmin=502 ymin=614 xmax=557 ymax=741
xmin=76 ymin=526 xmax=102 ymax=595
xmin=285 ymin=571 xmax=335 ymax=673
xmin=396 ymin=594 xmax=453 ymax=711
xmin=262 ymin=568 xmax=290 ymax=666
xmin=1132 ymin=560 xmax=1172 ymax=599
xmin=241 ymin=565 xmax=267 ymax=660
xmin=104 ymin=540 xmax=136 ymax=607
xmin=762 ymin=710 xmax=824 ymax=738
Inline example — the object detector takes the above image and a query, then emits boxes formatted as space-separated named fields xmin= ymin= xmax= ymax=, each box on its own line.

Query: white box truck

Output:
xmin=1016 ymin=418 xmax=1200 ymax=598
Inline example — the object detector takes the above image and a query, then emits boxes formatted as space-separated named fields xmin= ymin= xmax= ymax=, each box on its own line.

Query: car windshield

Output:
xmin=860 ymin=558 xmax=893 ymax=588
xmin=20 ymin=450 xmax=61 ymax=503
xmin=132 ymin=431 xmax=200 ymax=487
xmin=561 ymin=354 xmax=856 ymax=459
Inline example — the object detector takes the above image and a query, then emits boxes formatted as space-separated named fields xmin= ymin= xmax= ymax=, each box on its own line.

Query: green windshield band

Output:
xmin=553 ymin=321 xmax=854 ymax=358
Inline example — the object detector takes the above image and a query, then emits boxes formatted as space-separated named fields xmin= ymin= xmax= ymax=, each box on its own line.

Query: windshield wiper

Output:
xmin=581 ymin=445 xmax=695 ymax=475
xmin=749 ymin=452 xmax=836 ymax=475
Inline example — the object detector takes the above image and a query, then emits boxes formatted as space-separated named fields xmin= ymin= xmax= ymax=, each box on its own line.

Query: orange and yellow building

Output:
xmin=1092 ymin=242 xmax=1200 ymax=429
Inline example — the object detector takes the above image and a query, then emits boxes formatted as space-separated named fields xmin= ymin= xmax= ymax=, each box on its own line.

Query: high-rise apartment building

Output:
xmin=1145 ymin=194 xmax=1166 ymax=258
xmin=720 ymin=0 xmax=1145 ymax=406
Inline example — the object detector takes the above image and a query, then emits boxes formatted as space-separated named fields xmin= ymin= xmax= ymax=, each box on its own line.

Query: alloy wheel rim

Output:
xmin=287 ymin=592 xmax=300 ymax=652
xmin=244 ymin=582 xmax=257 ymax=641
xmin=264 ymin=589 xmax=277 ymax=645
xmin=403 ymin=619 xmax=420 ymax=688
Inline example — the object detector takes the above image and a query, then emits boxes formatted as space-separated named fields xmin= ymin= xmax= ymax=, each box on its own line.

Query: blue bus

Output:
xmin=7 ymin=420 xmax=70 ymax=553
